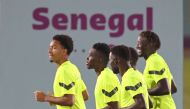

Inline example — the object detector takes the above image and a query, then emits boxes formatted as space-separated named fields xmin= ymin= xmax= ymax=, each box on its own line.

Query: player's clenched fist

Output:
xmin=34 ymin=91 xmax=47 ymax=102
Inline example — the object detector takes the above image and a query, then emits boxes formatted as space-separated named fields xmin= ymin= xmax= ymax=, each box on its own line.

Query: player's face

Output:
xmin=86 ymin=48 xmax=100 ymax=69
xmin=109 ymin=52 xmax=119 ymax=74
xmin=136 ymin=36 xmax=148 ymax=57
xmin=48 ymin=40 xmax=65 ymax=64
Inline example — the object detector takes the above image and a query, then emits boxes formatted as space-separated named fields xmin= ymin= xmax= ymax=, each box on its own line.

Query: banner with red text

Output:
xmin=0 ymin=1 xmax=183 ymax=109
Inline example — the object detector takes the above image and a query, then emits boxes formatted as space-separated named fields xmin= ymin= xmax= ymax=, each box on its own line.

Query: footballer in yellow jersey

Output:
xmin=54 ymin=61 xmax=87 ymax=109
xmin=95 ymin=67 xmax=120 ymax=109
xmin=143 ymin=52 xmax=176 ymax=109
xmin=86 ymin=43 xmax=120 ymax=109
xmin=120 ymin=68 xmax=149 ymax=108
xmin=136 ymin=31 xmax=177 ymax=109
xmin=34 ymin=34 xmax=88 ymax=109
xmin=110 ymin=45 xmax=149 ymax=109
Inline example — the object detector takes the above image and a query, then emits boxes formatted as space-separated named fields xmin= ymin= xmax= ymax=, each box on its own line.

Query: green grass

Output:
xmin=184 ymin=57 xmax=190 ymax=109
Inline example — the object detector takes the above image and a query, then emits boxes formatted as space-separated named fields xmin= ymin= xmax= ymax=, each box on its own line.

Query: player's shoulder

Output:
xmin=63 ymin=61 xmax=79 ymax=71
xmin=102 ymin=68 xmax=118 ymax=79
xmin=125 ymin=68 xmax=143 ymax=81
xmin=60 ymin=61 xmax=80 ymax=77
xmin=149 ymin=53 xmax=165 ymax=61
xmin=99 ymin=68 xmax=119 ymax=83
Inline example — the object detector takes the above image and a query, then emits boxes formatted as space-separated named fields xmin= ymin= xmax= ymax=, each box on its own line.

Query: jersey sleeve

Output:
xmin=58 ymin=68 xmax=76 ymax=95
xmin=147 ymin=60 xmax=168 ymax=84
xmin=101 ymin=76 xmax=120 ymax=104
xmin=80 ymin=79 xmax=87 ymax=92
xmin=125 ymin=75 xmax=145 ymax=98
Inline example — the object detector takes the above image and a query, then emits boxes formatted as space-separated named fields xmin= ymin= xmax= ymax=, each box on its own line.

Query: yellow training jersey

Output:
xmin=95 ymin=67 xmax=120 ymax=109
xmin=144 ymin=52 xmax=176 ymax=109
xmin=53 ymin=61 xmax=86 ymax=109
xmin=120 ymin=68 xmax=149 ymax=109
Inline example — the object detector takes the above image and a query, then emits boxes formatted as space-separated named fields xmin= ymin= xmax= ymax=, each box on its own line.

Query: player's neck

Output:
xmin=95 ymin=65 xmax=107 ymax=76
xmin=56 ymin=58 xmax=69 ymax=66
xmin=120 ymin=63 xmax=130 ymax=77
xmin=144 ymin=51 xmax=156 ymax=60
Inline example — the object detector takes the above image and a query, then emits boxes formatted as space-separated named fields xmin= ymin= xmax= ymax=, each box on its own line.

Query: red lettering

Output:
xmin=146 ymin=7 xmax=153 ymax=30
xmin=71 ymin=14 xmax=87 ymax=30
xmin=90 ymin=14 xmax=106 ymax=30
xmin=128 ymin=14 xmax=143 ymax=30
xmin=32 ymin=7 xmax=153 ymax=37
xmin=52 ymin=13 xmax=68 ymax=30
xmin=109 ymin=14 xmax=124 ymax=37
xmin=32 ymin=7 xmax=49 ymax=30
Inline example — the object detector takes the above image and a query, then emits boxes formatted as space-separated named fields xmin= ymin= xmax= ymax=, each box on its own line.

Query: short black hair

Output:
xmin=110 ymin=45 xmax=130 ymax=61
xmin=93 ymin=43 xmax=110 ymax=64
xmin=140 ymin=31 xmax=161 ymax=50
xmin=53 ymin=34 xmax=73 ymax=55
xmin=128 ymin=47 xmax=138 ymax=67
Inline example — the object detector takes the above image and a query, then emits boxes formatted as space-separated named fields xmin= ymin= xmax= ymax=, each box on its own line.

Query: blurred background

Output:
xmin=0 ymin=0 xmax=189 ymax=109
xmin=184 ymin=0 xmax=190 ymax=109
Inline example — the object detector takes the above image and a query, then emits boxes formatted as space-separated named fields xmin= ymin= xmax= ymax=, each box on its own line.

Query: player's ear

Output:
xmin=62 ymin=48 xmax=68 ymax=55
xmin=149 ymin=42 xmax=157 ymax=52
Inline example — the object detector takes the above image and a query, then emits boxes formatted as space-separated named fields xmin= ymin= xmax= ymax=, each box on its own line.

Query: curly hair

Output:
xmin=53 ymin=34 xmax=73 ymax=55
xmin=140 ymin=31 xmax=161 ymax=50
xmin=110 ymin=45 xmax=130 ymax=61
xmin=93 ymin=43 xmax=110 ymax=64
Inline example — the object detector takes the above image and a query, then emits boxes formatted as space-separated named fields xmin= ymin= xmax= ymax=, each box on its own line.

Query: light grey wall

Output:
xmin=0 ymin=0 xmax=183 ymax=109
xmin=184 ymin=0 xmax=190 ymax=36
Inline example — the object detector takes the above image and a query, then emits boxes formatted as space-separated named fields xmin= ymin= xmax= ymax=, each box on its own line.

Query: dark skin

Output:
xmin=136 ymin=35 xmax=177 ymax=96
xmin=82 ymin=90 xmax=89 ymax=101
xmin=86 ymin=48 xmax=118 ymax=109
xmin=120 ymin=94 xmax=146 ymax=109
xmin=34 ymin=40 xmax=89 ymax=106
xmin=109 ymin=53 xmax=146 ymax=109
xmin=104 ymin=102 xmax=119 ymax=109
xmin=148 ymin=96 xmax=153 ymax=108
xmin=149 ymin=79 xmax=176 ymax=95
xmin=171 ymin=79 xmax=177 ymax=94
xmin=148 ymin=79 xmax=170 ymax=96
xmin=128 ymin=47 xmax=153 ymax=108
xmin=34 ymin=40 xmax=74 ymax=106
xmin=35 ymin=92 xmax=74 ymax=106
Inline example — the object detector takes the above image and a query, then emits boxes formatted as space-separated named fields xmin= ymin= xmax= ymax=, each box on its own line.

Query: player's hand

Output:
xmin=34 ymin=91 xmax=47 ymax=102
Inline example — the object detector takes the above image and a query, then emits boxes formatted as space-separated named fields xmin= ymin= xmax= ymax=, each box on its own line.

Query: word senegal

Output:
xmin=32 ymin=7 xmax=153 ymax=37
